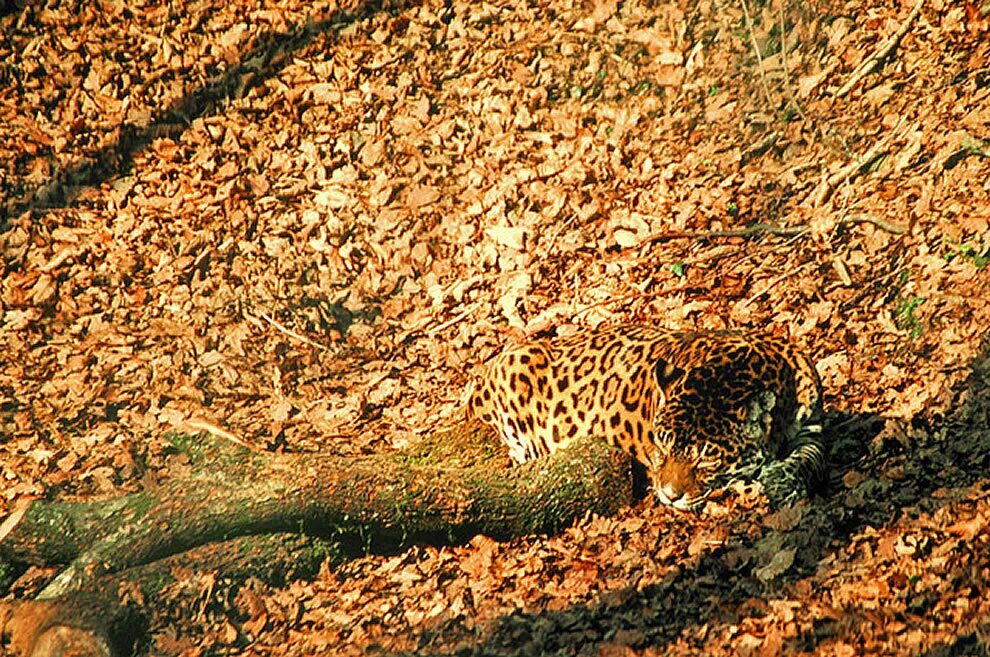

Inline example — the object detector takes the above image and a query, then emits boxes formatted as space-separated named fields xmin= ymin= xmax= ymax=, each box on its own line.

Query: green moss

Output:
xmin=0 ymin=557 xmax=21 ymax=595
xmin=397 ymin=421 xmax=506 ymax=469
xmin=894 ymin=295 xmax=926 ymax=339
xmin=164 ymin=431 xmax=254 ymax=470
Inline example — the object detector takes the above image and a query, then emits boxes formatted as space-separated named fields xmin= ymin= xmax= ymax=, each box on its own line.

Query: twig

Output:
xmin=812 ymin=122 xmax=902 ymax=206
xmin=243 ymin=309 xmax=331 ymax=352
xmin=825 ymin=136 xmax=892 ymax=188
xmin=427 ymin=301 xmax=483 ymax=337
xmin=778 ymin=2 xmax=808 ymax=123
xmin=835 ymin=0 xmax=925 ymax=98
xmin=633 ymin=213 xmax=906 ymax=250
xmin=636 ymin=222 xmax=808 ymax=248
xmin=843 ymin=213 xmax=908 ymax=235
xmin=740 ymin=0 xmax=775 ymax=111
xmin=741 ymin=131 xmax=781 ymax=165
xmin=682 ymin=244 xmax=749 ymax=267
xmin=739 ymin=260 xmax=815 ymax=309
xmin=0 ymin=499 xmax=32 ymax=544
xmin=832 ymin=256 xmax=853 ymax=286
xmin=570 ymin=282 xmax=703 ymax=321
xmin=540 ymin=211 xmax=579 ymax=258
xmin=176 ymin=418 xmax=256 ymax=451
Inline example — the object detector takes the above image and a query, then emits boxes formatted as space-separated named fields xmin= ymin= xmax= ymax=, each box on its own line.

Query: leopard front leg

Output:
xmin=757 ymin=439 xmax=826 ymax=508
xmin=729 ymin=391 xmax=826 ymax=508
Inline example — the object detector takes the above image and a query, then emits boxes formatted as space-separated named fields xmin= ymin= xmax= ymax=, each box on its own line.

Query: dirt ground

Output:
xmin=2 ymin=0 xmax=990 ymax=654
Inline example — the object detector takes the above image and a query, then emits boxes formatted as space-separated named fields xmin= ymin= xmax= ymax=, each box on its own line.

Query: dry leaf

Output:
xmin=406 ymin=184 xmax=440 ymax=208
xmin=763 ymin=505 xmax=804 ymax=532
xmin=843 ymin=471 xmax=866 ymax=488
xmin=754 ymin=548 xmax=795 ymax=582
xmin=797 ymin=68 xmax=830 ymax=98
xmin=3 ymin=0 xmax=990 ymax=654
xmin=485 ymin=225 xmax=527 ymax=251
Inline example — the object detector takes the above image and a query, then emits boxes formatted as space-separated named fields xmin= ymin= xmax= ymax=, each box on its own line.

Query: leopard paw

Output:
xmin=757 ymin=461 xmax=807 ymax=508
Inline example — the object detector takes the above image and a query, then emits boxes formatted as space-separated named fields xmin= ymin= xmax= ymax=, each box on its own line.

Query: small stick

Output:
xmin=176 ymin=418 xmax=256 ymax=451
xmin=0 ymin=499 xmax=32 ymax=544
xmin=636 ymin=222 xmax=808 ymax=248
xmin=244 ymin=309 xmax=331 ymax=352
xmin=826 ymin=136 xmax=893 ymax=189
xmin=570 ymin=282 xmax=702 ymax=321
xmin=812 ymin=122 xmax=902 ymax=206
xmin=741 ymin=131 xmax=781 ymax=165
xmin=739 ymin=260 xmax=814 ymax=309
xmin=427 ymin=301 xmax=483 ymax=337
xmin=778 ymin=3 xmax=808 ymax=123
xmin=836 ymin=0 xmax=925 ymax=98
xmin=632 ymin=213 xmax=906 ymax=250
xmin=740 ymin=0 xmax=776 ymax=111
xmin=844 ymin=213 xmax=908 ymax=235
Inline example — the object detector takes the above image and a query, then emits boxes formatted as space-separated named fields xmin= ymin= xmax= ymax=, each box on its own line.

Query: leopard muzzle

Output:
xmin=650 ymin=457 xmax=708 ymax=510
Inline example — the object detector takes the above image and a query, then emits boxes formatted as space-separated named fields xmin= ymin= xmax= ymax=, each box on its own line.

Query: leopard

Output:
xmin=467 ymin=324 xmax=825 ymax=510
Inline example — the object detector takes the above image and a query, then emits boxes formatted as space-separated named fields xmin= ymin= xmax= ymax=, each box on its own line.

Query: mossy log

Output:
xmin=1 ymin=532 xmax=338 ymax=657
xmin=0 ymin=421 xmax=633 ymax=657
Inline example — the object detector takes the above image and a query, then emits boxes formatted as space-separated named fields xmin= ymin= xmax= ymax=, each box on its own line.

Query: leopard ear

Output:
xmin=654 ymin=358 xmax=685 ymax=393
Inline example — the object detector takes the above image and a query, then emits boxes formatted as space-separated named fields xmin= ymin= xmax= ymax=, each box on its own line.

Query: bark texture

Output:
xmin=0 ymin=421 xmax=633 ymax=656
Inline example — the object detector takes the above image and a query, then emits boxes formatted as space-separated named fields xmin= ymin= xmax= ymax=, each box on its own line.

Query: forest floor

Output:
xmin=2 ymin=0 xmax=990 ymax=654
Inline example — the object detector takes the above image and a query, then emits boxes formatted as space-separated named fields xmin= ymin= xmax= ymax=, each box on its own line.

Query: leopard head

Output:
xmin=645 ymin=359 xmax=776 ymax=510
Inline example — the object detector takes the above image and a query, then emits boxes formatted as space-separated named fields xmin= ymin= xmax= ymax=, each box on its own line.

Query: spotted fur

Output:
xmin=467 ymin=324 xmax=825 ymax=509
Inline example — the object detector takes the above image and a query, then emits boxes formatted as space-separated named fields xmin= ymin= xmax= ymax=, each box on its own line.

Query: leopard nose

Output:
xmin=651 ymin=457 xmax=699 ymax=508
xmin=655 ymin=483 xmax=689 ymax=508
xmin=655 ymin=486 xmax=699 ymax=511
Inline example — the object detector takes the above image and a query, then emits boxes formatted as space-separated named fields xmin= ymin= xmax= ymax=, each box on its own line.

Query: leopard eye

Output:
xmin=692 ymin=460 xmax=720 ymax=482
xmin=669 ymin=440 xmax=702 ymax=463
xmin=647 ymin=436 xmax=674 ymax=462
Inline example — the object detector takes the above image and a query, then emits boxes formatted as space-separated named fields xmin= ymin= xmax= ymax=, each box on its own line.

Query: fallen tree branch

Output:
xmin=1 ymin=533 xmax=339 ymax=657
xmin=0 ymin=423 xmax=632 ymax=656
xmin=2 ymin=425 xmax=630 ymax=600
xmin=835 ymin=0 xmax=925 ymax=98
